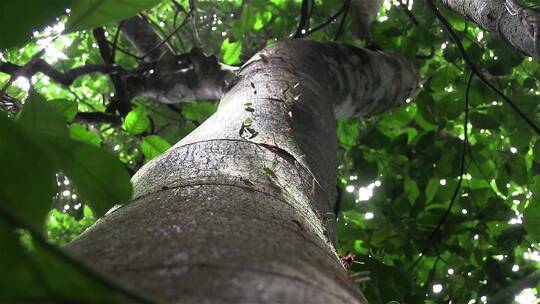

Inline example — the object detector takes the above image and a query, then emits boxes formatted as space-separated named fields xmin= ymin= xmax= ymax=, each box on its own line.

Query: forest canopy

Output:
xmin=0 ymin=0 xmax=539 ymax=303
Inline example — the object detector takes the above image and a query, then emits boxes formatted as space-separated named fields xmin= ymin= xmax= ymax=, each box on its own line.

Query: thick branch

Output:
xmin=442 ymin=0 xmax=540 ymax=60
xmin=0 ymin=60 xmax=124 ymax=86
xmin=93 ymin=28 xmax=132 ymax=116
xmin=74 ymin=112 xmax=122 ymax=126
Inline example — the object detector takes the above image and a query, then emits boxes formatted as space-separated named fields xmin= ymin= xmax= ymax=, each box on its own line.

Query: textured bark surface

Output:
xmin=68 ymin=39 xmax=416 ymax=303
xmin=443 ymin=0 xmax=540 ymax=60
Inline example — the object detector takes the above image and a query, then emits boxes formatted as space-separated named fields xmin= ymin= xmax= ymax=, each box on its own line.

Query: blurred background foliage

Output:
xmin=0 ymin=0 xmax=539 ymax=303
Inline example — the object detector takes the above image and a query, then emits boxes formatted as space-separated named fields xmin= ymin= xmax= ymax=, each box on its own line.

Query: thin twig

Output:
xmin=111 ymin=21 xmax=125 ymax=61
xmin=305 ymin=0 xmax=349 ymax=36
xmin=291 ymin=0 xmax=313 ymax=38
xmin=141 ymin=2 xmax=194 ymax=59
xmin=397 ymin=0 xmax=419 ymax=25
xmin=334 ymin=0 xmax=351 ymax=40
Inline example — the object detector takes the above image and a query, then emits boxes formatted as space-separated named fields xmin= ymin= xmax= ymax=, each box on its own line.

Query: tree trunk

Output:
xmin=67 ymin=39 xmax=416 ymax=303
xmin=442 ymin=0 xmax=540 ymax=60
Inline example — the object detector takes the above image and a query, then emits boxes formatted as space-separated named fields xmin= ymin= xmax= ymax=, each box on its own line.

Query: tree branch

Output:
xmin=74 ymin=112 xmax=122 ymax=126
xmin=0 ymin=60 xmax=125 ymax=87
xmin=92 ymin=28 xmax=132 ymax=116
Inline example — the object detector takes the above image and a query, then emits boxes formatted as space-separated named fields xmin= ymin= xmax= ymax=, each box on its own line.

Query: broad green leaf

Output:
xmin=123 ymin=107 xmax=149 ymax=135
xmin=17 ymin=91 xmax=69 ymax=138
xmin=52 ymin=139 xmax=133 ymax=217
xmin=15 ymin=93 xmax=132 ymax=217
xmin=469 ymin=113 xmax=499 ymax=129
xmin=141 ymin=135 xmax=171 ymax=160
xmin=361 ymin=128 xmax=390 ymax=149
xmin=0 ymin=221 xmax=124 ymax=302
xmin=425 ymin=178 xmax=439 ymax=204
xmin=220 ymin=38 xmax=242 ymax=65
xmin=0 ymin=0 xmax=70 ymax=49
xmin=337 ymin=119 xmax=359 ymax=147
xmin=0 ymin=114 xmax=56 ymax=231
xmin=253 ymin=11 xmax=272 ymax=31
xmin=69 ymin=124 xmax=102 ymax=146
xmin=66 ymin=0 xmax=163 ymax=32
xmin=404 ymin=178 xmax=419 ymax=203
xmin=182 ymin=101 xmax=217 ymax=121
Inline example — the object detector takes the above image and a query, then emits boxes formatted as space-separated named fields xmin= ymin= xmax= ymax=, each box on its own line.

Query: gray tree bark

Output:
xmin=67 ymin=39 xmax=416 ymax=303
xmin=442 ymin=0 xmax=540 ymax=60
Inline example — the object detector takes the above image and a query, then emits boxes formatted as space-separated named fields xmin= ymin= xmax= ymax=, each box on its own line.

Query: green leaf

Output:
xmin=123 ymin=107 xmax=149 ymax=135
xmin=253 ymin=11 xmax=272 ymax=31
xmin=183 ymin=101 xmax=217 ymax=121
xmin=141 ymin=135 xmax=171 ymax=160
xmin=0 ymin=114 xmax=56 ymax=231
xmin=351 ymin=256 xmax=412 ymax=304
xmin=9 ymin=92 xmax=131 ymax=219
xmin=220 ymin=38 xmax=242 ymax=65
xmin=69 ymin=124 xmax=102 ymax=146
xmin=83 ymin=205 xmax=94 ymax=218
xmin=53 ymin=139 xmax=133 ymax=217
xmin=66 ymin=0 xmax=162 ymax=32
xmin=469 ymin=113 xmax=499 ymax=129
xmin=337 ymin=119 xmax=359 ymax=147
xmin=404 ymin=178 xmax=419 ymax=204
xmin=0 ymin=0 xmax=70 ymax=49
xmin=0 ymin=219 xmax=124 ymax=302
xmin=524 ymin=176 xmax=540 ymax=242
xmin=425 ymin=178 xmax=439 ymax=204
xmin=17 ymin=91 xmax=69 ymax=138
